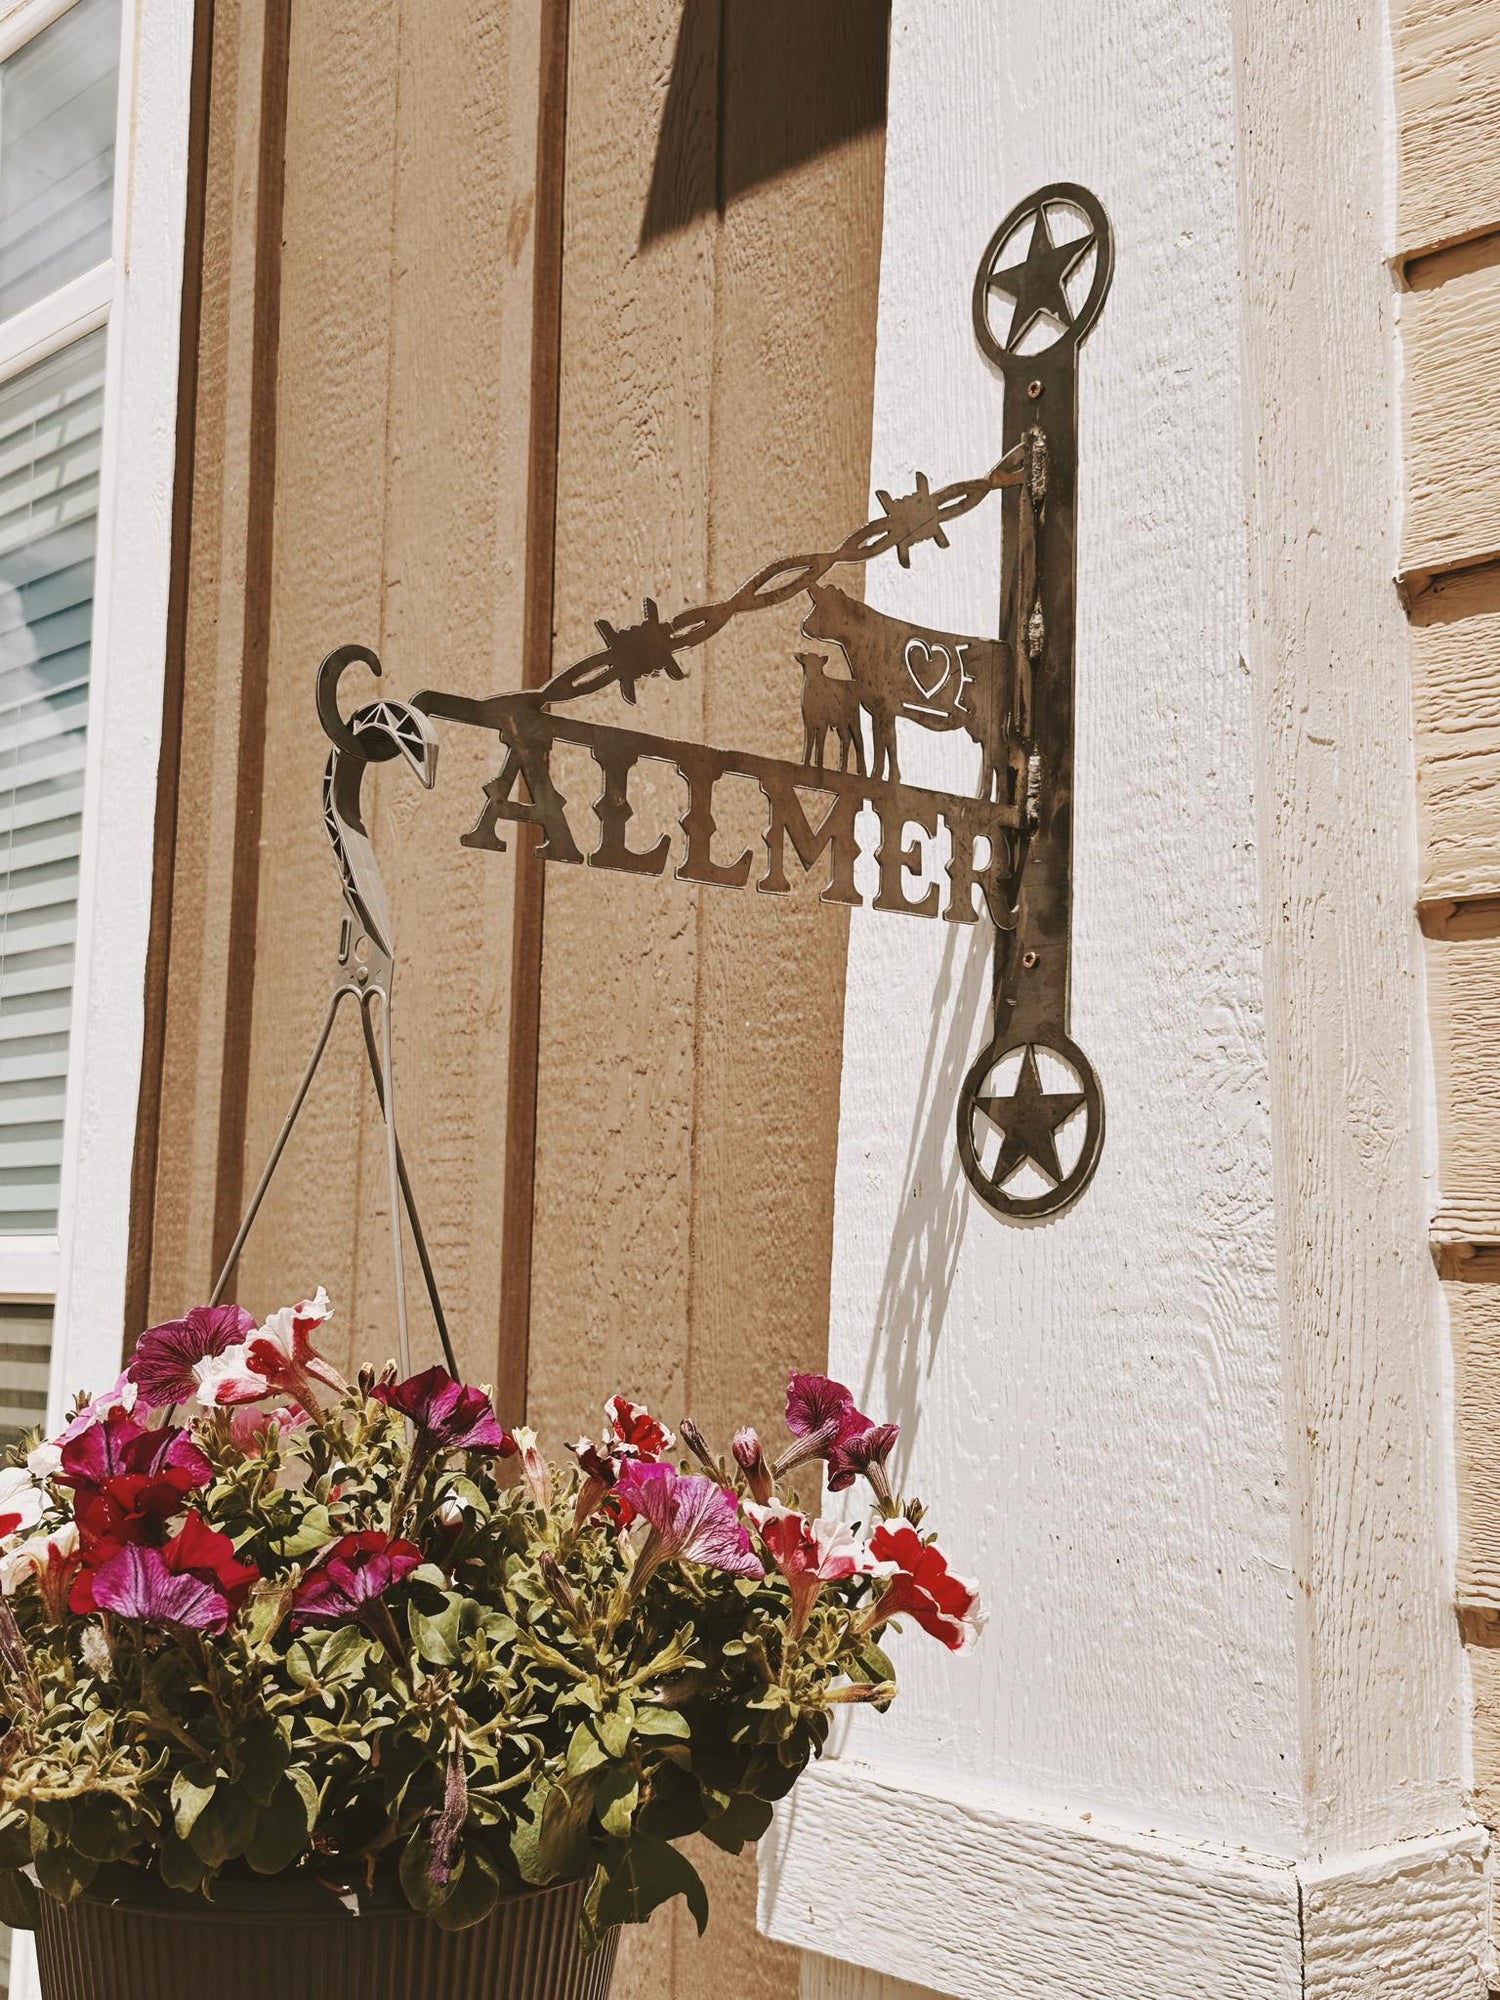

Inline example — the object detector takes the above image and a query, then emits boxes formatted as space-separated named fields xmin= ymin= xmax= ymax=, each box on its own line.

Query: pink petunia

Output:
xmin=227 ymin=1404 xmax=305 ymax=1456
xmin=127 ymin=1305 xmax=256 ymax=1410
xmin=194 ymin=1287 xmax=347 ymax=1416
xmin=615 ymin=1459 xmax=763 ymax=1590
xmin=55 ymin=1410 xmax=211 ymax=1495
xmin=826 ymin=1421 xmax=900 ymax=1499
xmin=863 ymin=1522 xmax=985 ymax=1653
xmin=91 ymin=1544 xmax=228 ymax=1630
xmin=777 ymin=1371 xmax=876 ymax=1478
xmin=87 ymin=1516 xmax=258 ymax=1635
xmin=290 ymin=1530 xmax=421 ymax=1628
xmin=732 ymin=1427 xmax=773 ymax=1505
xmin=373 ymin=1366 xmax=514 ymax=1457
xmin=566 ymin=1394 xmax=673 ymax=1530
xmin=747 ymin=1499 xmax=877 ymax=1635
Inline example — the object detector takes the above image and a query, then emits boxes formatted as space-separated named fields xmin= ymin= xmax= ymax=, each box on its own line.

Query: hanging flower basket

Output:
xmin=0 ymin=1290 xmax=982 ymax=1999
xmin=35 ymin=1872 xmax=618 ymax=2000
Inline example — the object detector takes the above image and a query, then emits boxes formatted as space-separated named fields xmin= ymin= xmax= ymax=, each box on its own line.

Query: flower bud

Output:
xmin=428 ymin=1493 xmax=466 ymax=1568
xmin=732 ymin=1427 xmax=773 ymax=1505
xmin=679 ymin=1417 xmax=716 ymax=1471
xmin=538 ymin=1549 xmax=578 ymax=1617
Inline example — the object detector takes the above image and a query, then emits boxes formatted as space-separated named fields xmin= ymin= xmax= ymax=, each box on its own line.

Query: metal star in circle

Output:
xmin=974 ymin=1044 xmax=1085 ymax=1187
xmin=987 ymin=206 xmax=1096 ymax=352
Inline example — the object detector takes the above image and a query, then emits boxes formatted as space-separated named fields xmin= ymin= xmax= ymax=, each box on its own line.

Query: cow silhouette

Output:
xmin=801 ymin=583 xmax=1015 ymax=799
xmin=797 ymin=651 xmax=866 ymax=775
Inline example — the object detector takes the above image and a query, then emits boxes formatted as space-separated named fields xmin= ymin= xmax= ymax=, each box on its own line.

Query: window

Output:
xmin=0 ymin=3 xmax=193 ymax=1990
xmin=0 ymin=0 xmax=117 ymax=1460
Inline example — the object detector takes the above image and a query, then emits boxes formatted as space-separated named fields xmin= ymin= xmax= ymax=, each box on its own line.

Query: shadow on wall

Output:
xmin=641 ymin=0 xmax=890 ymax=245
xmin=854 ymin=920 xmax=990 ymax=1469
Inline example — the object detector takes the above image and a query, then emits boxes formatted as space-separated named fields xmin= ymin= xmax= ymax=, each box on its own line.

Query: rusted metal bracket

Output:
xmin=220 ymin=186 xmax=1114 ymax=1348
xmin=956 ymin=183 xmax=1113 ymax=1219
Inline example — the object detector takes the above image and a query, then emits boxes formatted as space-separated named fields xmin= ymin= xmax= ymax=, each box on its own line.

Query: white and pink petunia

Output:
xmin=194 ymin=1287 xmax=347 ymax=1416
xmin=746 ymin=1498 xmax=881 ymax=1634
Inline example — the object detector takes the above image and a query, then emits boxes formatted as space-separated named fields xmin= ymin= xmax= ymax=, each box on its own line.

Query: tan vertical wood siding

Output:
xmin=135 ymin=4 xmax=888 ymax=1994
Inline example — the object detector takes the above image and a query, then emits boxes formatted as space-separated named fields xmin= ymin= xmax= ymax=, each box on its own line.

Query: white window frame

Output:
xmin=0 ymin=0 xmax=198 ymax=1956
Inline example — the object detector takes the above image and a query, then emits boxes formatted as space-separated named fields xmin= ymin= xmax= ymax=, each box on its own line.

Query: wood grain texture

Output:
xmin=771 ymin=1765 xmax=1487 ymax=2000
xmin=1393 ymin=0 xmax=1500 ymax=260
xmin=1233 ymin=0 xmax=1467 ymax=1855
xmin=1401 ymin=257 xmax=1500 ymax=586
xmin=528 ymin=10 xmax=886 ymax=1995
xmin=1409 ymin=564 xmax=1500 ymax=905
xmin=1444 ymin=1283 xmax=1500 ymax=1603
xmin=1425 ymin=939 xmax=1500 ymax=1252
xmin=138 ymin=0 xmax=288 ymax=1323
xmin=144 ymin=0 xmax=558 ymax=1401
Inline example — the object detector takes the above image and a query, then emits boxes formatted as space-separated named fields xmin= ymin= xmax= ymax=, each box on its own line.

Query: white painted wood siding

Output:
xmin=761 ymin=0 xmax=1484 ymax=1993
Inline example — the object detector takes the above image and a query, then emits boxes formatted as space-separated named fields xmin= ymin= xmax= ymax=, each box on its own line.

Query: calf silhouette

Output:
xmin=801 ymin=583 xmax=1015 ymax=799
xmin=797 ymin=651 xmax=866 ymax=775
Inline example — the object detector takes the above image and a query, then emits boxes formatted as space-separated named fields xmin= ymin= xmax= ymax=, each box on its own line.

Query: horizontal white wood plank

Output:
xmin=769 ymin=1763 xmax=1488 ymax=2000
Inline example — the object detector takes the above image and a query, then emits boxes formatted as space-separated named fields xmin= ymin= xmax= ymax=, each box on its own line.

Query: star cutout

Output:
xmin=974 ymin=1044 xmax=1085 ymax=1187
xmin=987 ymin=206 xmax=1095 ymax=352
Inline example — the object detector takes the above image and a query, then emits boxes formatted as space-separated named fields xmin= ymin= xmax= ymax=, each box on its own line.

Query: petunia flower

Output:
xmin=89 ymin=1544 xmax=230 ymax=1633
xmin=55 ymin=1410 xmax=211 ymax=1495
xmin=615 ymin=1459 xmax=763 ymax=1591
xmin=195 ymin=1287 xmax=347 ymax=1416
xmin=747 ymin=1499 xmax=878 ymax=1636
xmin=29 ymin=1373 xmax=141 ymax=1481
xmin=513 ymin=1427 xmax=551 ymax=1511
xmin=88 ymin=1515 xmax=257 ymax=1633
xmin=776 ymin=1370 xmax=877 ymax=1478
xmin=565 ymin=1394 xmax=673 ymax=1529
xmin=373 ymin=1366 xmax=514 ymax=1456
xmin=70 ymin=1494 xmax=256 ymax=1616
xmin=127 ymin=1304 xmax=256 ymax=1410
xmin=862 ymin=1521 xmax=985 ymax=1653
xmin=290 ymin=1530 xmax=420 ymax=1628
xmin=227 ymin=1403 xmax=305 ymax=1456
xmin=604 ymin=1396 xmax=673 ymax=1460
xmin=826 ymin=1420 xmax=900 ymax=1501
xmin=0 ymin=1465 xmax=45 ymax=1542
xmin=0 ymin=1523 xmax=80 ymax=1623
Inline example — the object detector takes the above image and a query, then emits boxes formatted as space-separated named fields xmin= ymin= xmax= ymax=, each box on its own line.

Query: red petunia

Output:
xmin=865 ymin=1522 xmax=984 ymax=1653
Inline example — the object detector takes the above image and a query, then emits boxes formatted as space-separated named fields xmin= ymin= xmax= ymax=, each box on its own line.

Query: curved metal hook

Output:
xmin=317 ymin=642 xmax=384 ymax=756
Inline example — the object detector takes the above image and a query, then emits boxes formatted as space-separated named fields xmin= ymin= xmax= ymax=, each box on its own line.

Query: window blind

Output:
xmin=0 ymin=0 xmax=121 ymax=322
xmin=0 ymin=331 xmax=104 ymax=1236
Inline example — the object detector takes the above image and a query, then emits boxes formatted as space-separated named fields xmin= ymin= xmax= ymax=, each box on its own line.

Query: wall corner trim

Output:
xmin=760 ymin=1760 xmax=1490 ymax=2000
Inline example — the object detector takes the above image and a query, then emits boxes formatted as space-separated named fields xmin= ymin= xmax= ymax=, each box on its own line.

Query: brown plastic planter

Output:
xmin=35 ymin=1875 xmax=618 ymax=2000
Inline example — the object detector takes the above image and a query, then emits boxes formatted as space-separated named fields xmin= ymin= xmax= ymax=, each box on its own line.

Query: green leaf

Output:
xmin=0 ymin=1868 xmax=38 ymax=1930
xmin=408 ymin=1595 xmax=464 ymax=1667
xmin=636 ymin=1763 xmax=705 ymax=1842
xmin=565 ymin=1723 xmax=607 ymax=1778
xmin=595 ymin=1768 xmax=639 ymax=1839
xmin=536 ymin=1774 xmax=598 ymax=1882
xmin=188 ymin=1786 xmax=257 ymax=1868
xmin=509 ymin=1782 xmax=548 ymax=1886
xmin=33 ymin=1843 xmax=95 ymax=1905
xmin=170 ymin=1768 xmax=216 ymax=1842
xmin=700 ymin=1792 xmax=774 ymax=1855
xmin=594 ymin=1837 xmax=708 ymax=1935
xmin=240 ymin=1582 xmax=294 ymax=1652
xmin=399 ymin=1828 xmax=445 ymax=1915
xmin=430 ymin=1846 xmax=501 ymax=1932
xmin=633 ymin=1706 xmax=690 ymax=1740
xmin=246 ymin=1778 xmax=312 ymax=1875
xmin=596 ymin=1701 xmax=633 ymax=1759
xmin=157 ymin=1834 xmax=209 ymax=1894
xmin=67 ymin=1796 xmax=137 ymax=1864
xmin=237 ymin=1715 xmax=288 ymax=1807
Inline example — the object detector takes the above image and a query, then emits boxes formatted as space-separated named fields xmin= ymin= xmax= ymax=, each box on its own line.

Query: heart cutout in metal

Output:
xmin=905 ymin=637 xmax=951 ymax=703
